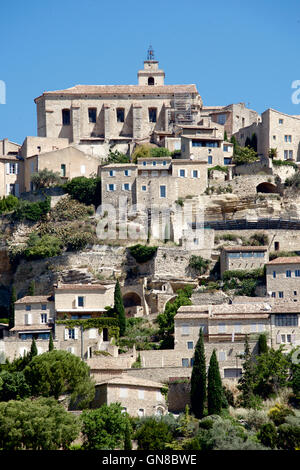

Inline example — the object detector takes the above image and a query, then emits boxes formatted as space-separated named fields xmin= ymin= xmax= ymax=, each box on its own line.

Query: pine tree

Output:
xmin=224 ymin=130 xmax=228 ymax=141
xmin=29 ymin=338 xmax=38 ymax=360
xmin=207 ymin=349 xmax=223 ymax=415
xmin=114 ymin=280 xmax=126 ymax=337
xmin=49 ymin=332 xmax=54 ymax=351
xmin=28 ymin=281 xmax=35 ymax=296
xmin=9 ymin=286 xmax=16 ymax=330
xmin=190 ymin=328 xmax=206 ymax=418
xmin=258 ymin=334 xmax=268 ymax=355
xmin=237 ymin=335 xmax=256 ymax=407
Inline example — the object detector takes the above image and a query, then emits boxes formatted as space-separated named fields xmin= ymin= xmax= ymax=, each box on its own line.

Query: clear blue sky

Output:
xmin=0 ymin=0 xmax=300 ymax=144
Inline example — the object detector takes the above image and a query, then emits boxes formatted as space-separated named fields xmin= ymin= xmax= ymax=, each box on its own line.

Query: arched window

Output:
xmin=148 ymin=76 xmax=154 ymax=86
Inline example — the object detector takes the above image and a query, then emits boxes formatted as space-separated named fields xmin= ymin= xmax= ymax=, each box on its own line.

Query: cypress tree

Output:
xmin=114 ymin=280 xmax=126 ymax=337
xmin=258 ymin=334 xmax=268 ymax=355
xmin=28 ymin=280 xmax=35 ymax=296
xmin=9 ymin=286 xmax=16 ymax=330
xmin=224 ymin=130 xmax=228 ymax=142
xmin=207 ymin=349 xmax=223 ymax=415
xmin=49 ymin=332 xmax=54 ymax=351
xmin=29 ymin=338 xmax=38 ymax=360
xmin=124 ymin=421 xmax=132 ymax=450
xmin=190 ymin=328 xmax=206 ymax=419
xmin=237 ymin=335 xmax=256 ymax=408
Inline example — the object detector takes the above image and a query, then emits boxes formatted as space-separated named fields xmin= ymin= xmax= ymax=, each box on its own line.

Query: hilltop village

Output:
xmin=1 ymin=47 xmax=300 ymax=425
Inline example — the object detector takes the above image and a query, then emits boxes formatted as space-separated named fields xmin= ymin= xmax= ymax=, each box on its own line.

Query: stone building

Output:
xmin=0 ymin=138 xmax=22 ymax=197
xmin=33 ymin=49 xmax=202 ymax=158
xmin=266 ymin=256 xmax=300 ymax=301
xmin=220 ymin=245 xmax=268 ymax=278
xmin=206 ymin=102 xmax=260 ymax=138
xmin=91 ymin=375 xmax=167 ymax=417
xmin=234 ymin=108 xmax=300 ymax=162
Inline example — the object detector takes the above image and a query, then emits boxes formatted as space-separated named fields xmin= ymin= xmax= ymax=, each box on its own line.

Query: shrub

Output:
xmin=257 ymin=422 xmax=278 ymax=449
xmin=66 ymin=232 xmax=95 ymax=251
xmin=268 ymin=403 xmax=295 ymax=426
xmin=232 ymin=146 xmax=258 ymax=165
xmin=24 ymin=233 xmax=63 ymax=260
xmin=277 ymin=423 xmax=300 ymax=450
xmin=0 ymin=195 xmax=19 ymax=214
xmin=13 ymin=197 xmax=51 ymax=222
xmin=105 ymin=150 xmax=130 ymax=164
xmin=129 ymin=244 xmax=157 ymax=263
xmin=63 ymin=176 xmax=101 ymax=206
xmin=31 ymin=168 xmax=62 ymax=189
xmin=134 ymin=418 xmax=173 ymax=450
xmin=248 ymin=233 xmax=269 ymax=246
xmin=50 ymin=195 xmax=94 ymax=221
xmin=188 ymin=255 xmax=211 ymax=275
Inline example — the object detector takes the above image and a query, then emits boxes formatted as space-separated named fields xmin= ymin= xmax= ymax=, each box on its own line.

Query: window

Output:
xmin=224 ymin=157 xmax=232 ymax=165
xmin=224 ymin=368 xmax=243 ymax=379
xmin=103 ymin=328 xmax=109 ymax=342
xmin=152 ymin=161 xmax=157 ymax=167
xmin=68 ymin=328 xmax=75 ymax=340
xmin=217 ymin=114 xmax=226 ymax=125
xmin=284 ymin=135 xmax=292 ymax=142
xmin=182 ymin=358 xmax=189 ymax=367
xmin=148 ymin=108 xmax=157 ymax=123
xmin=295 ymin=270 xmax=300 ymax=277
xmin=77 ymin=296 xmax=84 ymax=307
xmin=273 ymin=271 xmax=276 ymax=279
xmin=116 ymin=108 xmax=125 ymax=123
xmin=179 ymin=169 xmax=186 ymax=177
xmin=107 ymin=184 xmax=116 ymax=191
xmin=9 ymin=163 xmax=18 ymax=174
xmin=279 ymin=292 xmax=284 ymax=298
xmin=120 ymin=387 xmax=128 ymax=398
xmin=138 ymin=409 xmax=145 ymax=417
xmin=208 ymin=156 xmax=212 ymax=164
xmin=163 ymin=160 xmax=167 ymax=166
xmin=88 ymin=108 xmax=97 ymax=123
xmin=228 ymin=252 xmax=241 ymax=258
xmin=138 ymin=390 xmax=144 ymax=399
xmin=223 ymin=145 xmax=229 ymax=152
xmin=187 ymin=341 xmax=194 ymax=350
xmin=160 ymin=185 xmax=166 ymax=198
xmin=181 ymin=325 xmax=190 ymax=335
xmin=89 ymin=328 xmax=97 ymax=339
xmin=275 ymin=314 xmax=298 ymax=326
xmin=80 ymin=165 xmax=86 ymax=175
xmin=234 ymin=323 xmax=241 ymax=333
xmin=156 ymin=391 xmax=163 ymax=401
xmin=192 ymin=170 xmax=198 ymax=178
xmin=193 ymin=238 xmax=199 ymax=245
xmin=258 ymin=324 xmax=265 ymax=332
xmin=148 ymin=77 xmax=154 ymax=85
xmin=279 ymin=119 xmax=283 ymax=124
xmin=109 ymin=170 xmax=115 ymax=177
xmin=60 ymin=164 xmax=66 ymax=177
xmin=62 ymin=109 xmax=70 ymax=125
xmin=122 ymin=183 xmax=131 ymax=191
xmin=271 ymin=292 xmax=276 ymax=298
xmin=286 ymin=270 xmax=292 ymax=278
xmin=25 ymin=305 xmax=31 ymax=311
xmin=141 ymin=185 xmax=147 ymax=192
xmin=284 ymin=150 xmax=288 ymax=160
xmin=289 ymin=150 xmax=293 ymax=159
xmin=42 ymin=304 xmax=47 ymax=310
xmin=219 ymin=351 xmax=226 ymax=361
xmin=24 ymin=313 xmax=32 ymax=325
xmin=142 ymin=161 xmax=147 ymax=166
xmin=124 ymin=169 xmax=131 ymax=176
xmin=41 ymin=313 xmax=47 ymax=324
xmin=294 ymin=291 xmax=297 ymax=296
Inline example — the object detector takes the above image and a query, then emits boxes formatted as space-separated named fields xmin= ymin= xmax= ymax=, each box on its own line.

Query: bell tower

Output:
xmin=138 ymin=45 xmax=165 ymax=86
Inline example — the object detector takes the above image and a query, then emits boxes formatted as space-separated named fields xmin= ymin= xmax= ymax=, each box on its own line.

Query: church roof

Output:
xmin=35 ymin=84 xmax=199 ymax=101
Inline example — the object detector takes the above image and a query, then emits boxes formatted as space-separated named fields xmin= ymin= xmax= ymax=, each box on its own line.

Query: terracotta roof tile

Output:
xmin=267 ymin=256 xmax=300 ymax=265
xmin=222 ymin=245 xmax=268 ymax=252
xmin=15 ymin=295 xmax=53 ymax=304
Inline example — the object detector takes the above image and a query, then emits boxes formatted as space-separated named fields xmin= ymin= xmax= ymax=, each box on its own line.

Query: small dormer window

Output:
xmin=148 ymin=77 xmax=154 ymax=85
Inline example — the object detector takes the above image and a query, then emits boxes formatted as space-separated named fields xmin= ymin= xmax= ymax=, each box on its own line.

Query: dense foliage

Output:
xmin=63 ymin=176 xmax=101 ymax=206
xmin=128 ymin=244 xmax=158 ymax=263
xmin=190 ymin=329 xmax=206 ymax=418
xmin=31 ymin=169 xmax=62 ymax=189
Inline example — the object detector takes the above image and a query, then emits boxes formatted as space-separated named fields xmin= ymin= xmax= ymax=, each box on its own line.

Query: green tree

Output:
xmin=207 ymin=350 xmax=224 ymax=415
xmin=257 ymin=422 xmax=278 ymax=449
xmin=31 ymin=168 xmax=62 ymax=190
xmin=63 ymin=176 xmax=101 ymax=207
xmin=81 ymin=403 xmax=129 ymax=450
xmin=258 ymin=334 xmax=268 ymax=355
xmin=24 ymin=350 xmax=95 ymax=409
xmin=48 ymin=332 xmax=54 ymax=351
xmin=253 ymin=346 xmax=290 ymax=399
xmin=24 ymin=233 xmax=63 ymax=260
xmin=224 ymin=130 xmax=228 ymax=141
xmin=277 ymin=423 xmax=300 ymax=450
xmin=28 ymin=280 xmax=35 ymax=296
xmin=233 ymin=145 xmax=258 ymax=165
xmin=29 ymin=338 xmax=38 ymax=361
xmin=188 ymin=255 xmax=211 ymax=275
xmin=0 ymin=397 xmax=80 ymax=450
xmin=124 ymin=420 xmax=133 ymax=450
xmin=9 ymin=286 xmax=16 ymax=330
xmin=134 ymin=418 xmax=173 ymax=450
xmin=0 ymin=370 xmax=31 ymax=401
xmin=237 ymin=335 xmax=256 ymax=408
xmin=106 ymin=149 xmax=130 ymax=164
xmin=190 ymin=328 xmax=206 ymax=419
xmin=114 ymin=280 xmax=126 ymax=337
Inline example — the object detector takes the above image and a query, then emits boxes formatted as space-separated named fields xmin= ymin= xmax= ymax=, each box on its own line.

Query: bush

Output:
xmin=248 ymin=233 xmax=269 ymax=246
xmin=24 ymin=233 xmax=63 ymax=260
xmin=232 ymin=146 xmax=258 ymax=166
xmin=63 ymin=176 xmax=101 ymax=206
xmin=50 ymin=195 xmax=94 ymax=221
xmin=277 ymin=423 xmax=300 ymax=450
xmin=0 ymin=195 xmax=19 ymax=214
xmin=31 ymin=168 xmax=62 ymax=189
xmin=13 ymin=197 xmax=51 ymax=222
xmin=129 ymin=244 xmax=157 ymax=263
xmin=257 ymin=422 xmax=278 ymax=449
xmin=134 ymin=417 xmax=173 ymax=450
xmin=188 ymin=255 xmax=211 ymax=275
xmin=105 ymin=150 xmax=130 ymax=164
xmin=66 ymin=232 xmax=95 ymax=251
xmin=268 ymin=403 xmax=295 ymax=426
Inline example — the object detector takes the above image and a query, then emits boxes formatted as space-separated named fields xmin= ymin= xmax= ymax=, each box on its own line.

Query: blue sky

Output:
xmin=0 ymin=0 xmax=300 ymax=144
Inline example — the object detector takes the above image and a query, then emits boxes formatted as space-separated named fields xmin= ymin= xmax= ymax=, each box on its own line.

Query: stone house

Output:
xmin=0 ymin=138 xmax=22 ymax=197
xmin=234 ymin=108 xmax=300 ymax=162
xmin=220 ymin=245 xmax=268 ymax=278
xmin=266 ymin=256 xmax=300 ymax=302
xmin=91 ymin=375 xmax=167 ymax=417
xmin=206 ymin=102 xmax=260 ymax=138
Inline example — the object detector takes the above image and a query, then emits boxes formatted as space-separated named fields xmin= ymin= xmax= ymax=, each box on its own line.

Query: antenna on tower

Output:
xmin=147 ymin=44 xmax=155 ymax=61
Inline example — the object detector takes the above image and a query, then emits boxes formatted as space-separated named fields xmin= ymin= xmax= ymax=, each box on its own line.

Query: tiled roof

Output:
xmin=222 ymin=245 xmax=268 ymax=252
xmin=35 ymin=84 xmax=198 ymax=100
xmin=267 ymin=256 xmax=300 ymax=265
xmin=9 ymin=324 xmax=52 ymax=332
xmin=15 ymin=295 xmax=53 ymax=304
xmin=176 ymin=303 xmax=300 ymax=316
xmin=55 ymin=283 xmax=115 ymax=290
xmin=95 ymin=375 xmax=164 ymax=388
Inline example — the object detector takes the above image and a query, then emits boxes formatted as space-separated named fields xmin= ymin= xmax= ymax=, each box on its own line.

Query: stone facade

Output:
xmin=0 ymin=139 xmax=22 ymax=197
xmin=208 ymin=102 xmax=260 ymax=138
xmin=91 ymin=375 xmax=167 ymax=417
xmin=220 ymin=245 xmax=268 ymax=277
xmin=234 ymin=108 xmax=300 ymax=162
xmin=266 ymin=256 xmax=300 ymax=302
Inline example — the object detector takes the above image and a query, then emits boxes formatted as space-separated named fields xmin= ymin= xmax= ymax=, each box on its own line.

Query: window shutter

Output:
xmin=122 ymin=184 xmax=125 ymax=190
xmin=6 ymin=163 xmax=9 ymax=175
xmin=291 ymin=334 xmax=296 ymax=344
xmin=64 ymin=328 xmax=69 ymax=340
xmin=80 ymin=165 xmax=86 ymax=175
xmin=106 ymin=184 xmax=109 ymax=191
xmin=276 ymin=334 xmax=281 ymax=344
xmin=6 ymin=184 xmax=10 ymax=195
xmin=15 ymin=184 xmax=19 ymax=197
xmin=25 ymin=313 xmax=32 ymax=325
xmin=15 ymin=163 xmax=19 ymax=174
xmin=74 ymin=328 xmax=79 ymax=340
